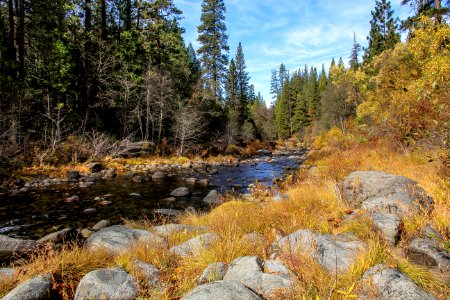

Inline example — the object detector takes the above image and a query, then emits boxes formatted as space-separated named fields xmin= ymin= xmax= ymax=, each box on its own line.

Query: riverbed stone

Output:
xmin=371 ymin=212 xmax=402 ymax=245
xmin=0 ymin=234 xmax=37 ymax=260
xmin=182 ymin=280 xmax=262 ymax=300
xmin=74 ymin=267 xmax=137 ymax=300
xmin=408 ymin=238 xmax=450 ymax=273
xmin=203 ymin=190 xmax=221 ymax=205
xmin=198 ymin=179 xmax=209 ymax=186
xmin=223 ymin=256 xmax=295 ymax=299
xmin=185 ymin=177 xmax=197 ymax=184
xmin=132 ymin=175 xmax=142 ymax=183
xmin=68 ymin=170 xmax=80 ymax=180
xmin=170 ymin=233 xmax=218 ymax=258
xmin=256 ymin=149 xmax=272 ymax=156
xmin=170 ymin=187 xmax=190 ymax=197
xmin=92 ymin=220 xmax=111 ymax=231
xmin=83 ymin=208 xmax=97 ymax=214
xmin=152 ymin=171 xmax=165 ymax=180
xmin=37 ymin=228 xmax=79 ymax=245
xmin=358 ymin=264 xmax=437 ymax=300
xmin=271 ymin=229 xmax=366 ymax=274
xmin=198 ymin=262 xmax=227 ymax=284
xmin=64 ymin=195 xmax=79 ymax=203
xmin=85 ymin=225 xmax=167 ymax=254
xmin=2 ymin=274 xmax=52 ymax=300
xmin=88 ymin=162 xmax=103 ymax=173
xmin=81 ymin=228 xmax=95 ymax=239
xmin=152 ymin=224 xmax=208 ymax=237
xmin=153 ymin=208 xmax=183 ymax=217
xmin=340 ymin=171 xmax=433 ymax=217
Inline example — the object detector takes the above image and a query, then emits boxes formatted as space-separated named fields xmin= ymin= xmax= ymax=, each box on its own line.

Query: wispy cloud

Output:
xmin=174 ymin=0 xmax=411 ymax=103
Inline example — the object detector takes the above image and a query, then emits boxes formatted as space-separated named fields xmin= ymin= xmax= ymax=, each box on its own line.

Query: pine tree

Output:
xmin=235 ymin=42 xmax=250 ymax=121
xmin=349 ymin=32 xmax=362 ymax=71
xmin=401 ymin=0 xmax=449 ymax=25
xmin=363 ymin=0 xmax=400 ymax=64
xmin=318 ymin=64 xmax=328 ymax=95
xmin=225 ymin=58 xmax=239 ymax=142
xmin=197 ymin=0 xmax=229 ymax=102
xmin=270 ymin=69 xmax=279 ymax=99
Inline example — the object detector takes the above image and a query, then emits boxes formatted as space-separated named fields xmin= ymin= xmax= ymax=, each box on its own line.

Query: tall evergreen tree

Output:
xmin=318 ymin=64 xmax=328 ymax=95
xmin=349 ymin=32 xmax=362 ymax=71
xmin=270 ymin=69 xmax=279 ymax=99
xmin=197 ymin=0 xmax=229 ymax=102
xmin=235 ymin=42 xmax=250 ymax=121
xmin=363 ymin=0 xmax=400 ymax=64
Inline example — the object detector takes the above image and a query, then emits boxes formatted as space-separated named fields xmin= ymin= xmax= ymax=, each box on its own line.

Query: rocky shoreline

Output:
xmin=0 ymin=148 xmax=306 ymax=196
xmin=1 ymin=170 xmax=448 ymax=299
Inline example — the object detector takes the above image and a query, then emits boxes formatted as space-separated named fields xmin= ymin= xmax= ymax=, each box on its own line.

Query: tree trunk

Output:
xmin=125 ymin=0 xmax=132 ymax=31
xmin=434 ymin=0 xmax=442 ymax=24
xmin=101 ymin=0 xmax=107 ymax=39
xmin=15 ymin=0 xmax=25 ymax=79
xmin=7 ymin=0 xmax=16 ymax=76
xmin=83 ymin=0 xmax=93 ymax=128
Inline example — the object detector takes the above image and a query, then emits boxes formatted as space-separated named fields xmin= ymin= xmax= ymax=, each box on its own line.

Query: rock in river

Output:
xmin=203 ymin=190 xmax=221 ymax=205
xmin=170 ymin=187 xmax=190 ymax=197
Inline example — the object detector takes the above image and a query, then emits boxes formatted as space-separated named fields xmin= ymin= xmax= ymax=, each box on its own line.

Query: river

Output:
xmin=0 ymin=150 xmax=305 ymax=239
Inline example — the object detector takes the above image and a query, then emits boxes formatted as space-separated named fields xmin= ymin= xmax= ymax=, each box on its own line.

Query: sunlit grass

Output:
xmin=4 ymin=137 xmax=449 ymax=299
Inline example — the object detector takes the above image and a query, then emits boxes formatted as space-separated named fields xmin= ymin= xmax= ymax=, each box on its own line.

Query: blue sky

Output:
xmin=173 ymin=0 xmax=411 ymax=104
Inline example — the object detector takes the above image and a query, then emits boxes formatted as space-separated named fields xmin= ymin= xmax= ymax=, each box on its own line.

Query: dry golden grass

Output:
xmin=4 ymin=136 xmax=449 ymax=299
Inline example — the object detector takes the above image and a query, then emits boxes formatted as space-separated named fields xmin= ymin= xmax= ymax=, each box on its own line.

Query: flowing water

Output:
xmin=0 ymin=152 xmax=304 ymax=239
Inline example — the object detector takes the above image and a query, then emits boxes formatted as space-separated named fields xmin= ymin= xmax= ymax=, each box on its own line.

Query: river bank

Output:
xmin=0 ymin=147 xmax=306 ymax=239
xmin=0 ymin=139 xmax=448 ymax=299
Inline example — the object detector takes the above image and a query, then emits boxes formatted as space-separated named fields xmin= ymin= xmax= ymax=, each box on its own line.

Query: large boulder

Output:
xmin=2 ymin=274 xmax=52 ymax=300
xmin=152 ymin=224 xmax=208 ymax=237
xmin=169 ymin=233 xmax=218 ymax=258
xmin=0 ymin=235 xmax=37 ymax=260
xmin=358 ymin=264 xmax=437 ymax=299
xmin=340 ymin=171 xmax=433 ymax=217
xmin=85 ymin=225 xmax=167 ymax=254
xmin=74 ymin=267 xmax=137 ymax=300
xmin=408 ymin=238 xmax=450 ymax=273
xmin=182 ymin=280 xmax=262 ymax=300
xmin=223 ymin=256 xmax=295 ymax=299
xmin=271 ymin=229 xmax=366 ymax=274
xmin=198 ymin=262 xmax=228 ymax=284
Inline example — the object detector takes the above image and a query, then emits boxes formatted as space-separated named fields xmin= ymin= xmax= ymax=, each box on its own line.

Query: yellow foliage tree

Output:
xmin=358 ymin=17 xmax=449 ymax=146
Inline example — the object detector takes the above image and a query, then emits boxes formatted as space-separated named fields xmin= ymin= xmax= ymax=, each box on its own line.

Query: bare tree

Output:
xmin=140 ymin=68 xmax=175 ymax=144
xmin=173 ymin=101 xmax=204 ymax=155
